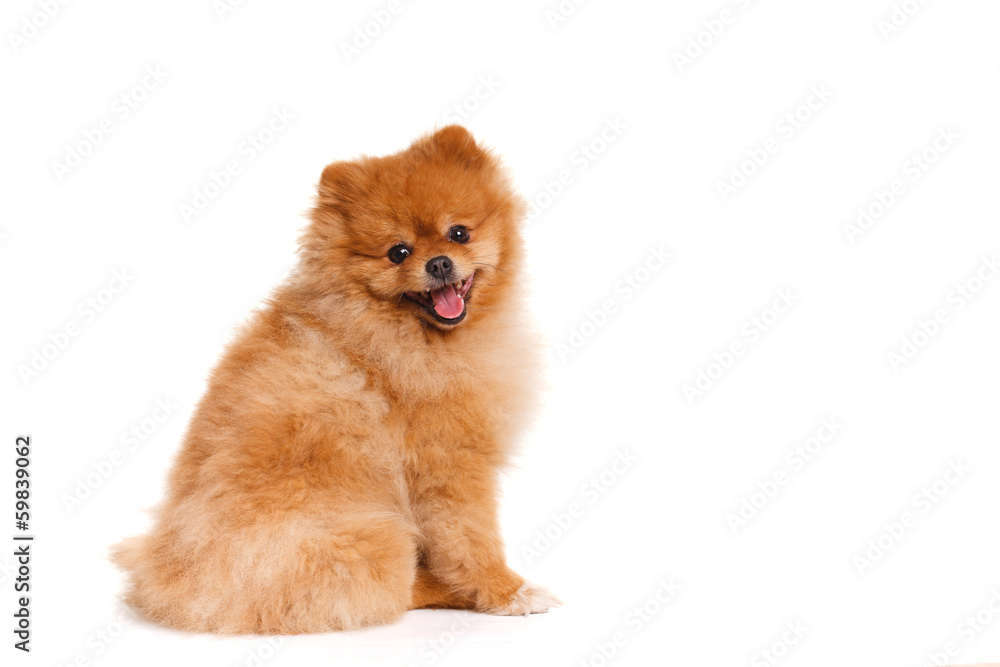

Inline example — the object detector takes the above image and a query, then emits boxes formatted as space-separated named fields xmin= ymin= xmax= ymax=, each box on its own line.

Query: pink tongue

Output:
xmin=430 ymin=283 xmax=465 ymax=319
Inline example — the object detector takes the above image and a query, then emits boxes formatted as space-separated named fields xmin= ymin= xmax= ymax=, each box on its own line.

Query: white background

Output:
xmin=3 ymin=0 xmax=1000 ymax=666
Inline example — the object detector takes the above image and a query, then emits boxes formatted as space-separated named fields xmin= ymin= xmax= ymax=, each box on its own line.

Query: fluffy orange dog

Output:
xmin=112 ymin=126 xmax=558 ymax=633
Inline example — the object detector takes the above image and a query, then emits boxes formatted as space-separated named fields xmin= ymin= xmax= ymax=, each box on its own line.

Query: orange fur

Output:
xmin=111 ymin=126 xmax=557 ymax=634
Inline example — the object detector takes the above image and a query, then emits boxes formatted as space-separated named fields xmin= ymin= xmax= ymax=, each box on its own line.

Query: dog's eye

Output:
xmin=448 ymin=226 xmax=469 ymax=244
xmin=387 ymin=244 xmax=411 ymax=264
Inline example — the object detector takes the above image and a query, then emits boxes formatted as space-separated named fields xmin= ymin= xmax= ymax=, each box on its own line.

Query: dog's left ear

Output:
xmin=425 ymin=125 xmax=488 ymax=169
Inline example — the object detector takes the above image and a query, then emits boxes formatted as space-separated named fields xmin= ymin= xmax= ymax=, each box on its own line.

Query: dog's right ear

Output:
xmin=424 ymin=125 xmax=488 ymax=170
xmin=318 ymin=160 xmax=364 ymax=207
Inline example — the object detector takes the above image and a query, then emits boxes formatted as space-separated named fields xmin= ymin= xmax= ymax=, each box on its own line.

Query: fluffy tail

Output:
xmin=108 ymin=533 xmax=155 ymax=617
xmin=109 ymin=534 xmax=148 ymax=572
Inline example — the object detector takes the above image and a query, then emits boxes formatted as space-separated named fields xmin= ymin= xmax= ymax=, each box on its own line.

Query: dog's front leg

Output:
xmin=412 ymin=462 xmax=560 ymax=615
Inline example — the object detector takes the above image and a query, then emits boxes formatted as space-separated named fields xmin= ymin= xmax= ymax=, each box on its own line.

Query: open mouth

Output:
xmin=404 ymin=272 xmax=475 ymax=325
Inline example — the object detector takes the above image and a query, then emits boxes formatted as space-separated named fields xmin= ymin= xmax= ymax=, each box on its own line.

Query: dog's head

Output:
xmin=303 ymin=126 xmax=525 ymax=331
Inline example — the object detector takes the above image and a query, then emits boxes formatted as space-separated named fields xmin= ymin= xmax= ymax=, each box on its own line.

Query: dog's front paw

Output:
xmin=488 ymin=582 xmax=561 ymax=616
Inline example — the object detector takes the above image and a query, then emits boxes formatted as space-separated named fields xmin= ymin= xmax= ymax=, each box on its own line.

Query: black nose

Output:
xmin=425 ymin=255 xmax=454 ymax=281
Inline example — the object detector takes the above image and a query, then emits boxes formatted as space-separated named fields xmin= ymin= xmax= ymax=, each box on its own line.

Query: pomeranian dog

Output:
xmin=112 ymin=126 xmax=558 ymax=634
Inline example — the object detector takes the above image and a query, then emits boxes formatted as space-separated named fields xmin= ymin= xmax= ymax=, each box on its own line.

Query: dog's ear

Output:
xmin=318 ymin=160 xmax=364 ymax=206
xmin=425 ymin=125 xmax=488 ymax=169
xmin=315 ymin=160 xmax=372 ymax=233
